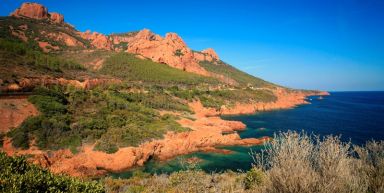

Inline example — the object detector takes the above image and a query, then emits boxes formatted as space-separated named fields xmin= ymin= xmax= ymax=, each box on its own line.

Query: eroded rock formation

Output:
xmin=49 ymin=12 xmax=64 ymax=24
xmin=125 ymin=29 xmax=210 ymax=76
xmin=79 ymin=30 xmax=113 ymax=50
xmin=194 ymin=48 xmax=220 ymax=63
xmin=10 ymin=2 xmax=65 ymax=24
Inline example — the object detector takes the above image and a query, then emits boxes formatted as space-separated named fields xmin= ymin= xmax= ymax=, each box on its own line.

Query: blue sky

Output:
xmin=1 ymin=0 xmax=384 ymax=91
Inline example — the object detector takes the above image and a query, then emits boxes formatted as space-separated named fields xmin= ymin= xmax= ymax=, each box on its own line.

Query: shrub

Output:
xmin=244 ymin=167 xmax=265 ymax=190
xmin=174 ymin=49 xmax=184 ymax=57
xmin=0 ymin=132 xmax=5 ymax=147
xmin=0 ymin=153 xmax=105 ymax=193
xmin=251 ymin=131 xmax=383 ymax=193
xmin=355 ymin=141 xmax=384 ymax=193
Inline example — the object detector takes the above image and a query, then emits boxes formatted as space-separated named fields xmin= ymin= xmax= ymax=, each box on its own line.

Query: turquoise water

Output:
xmin=111 ymin=91 xmax=384 ymax=178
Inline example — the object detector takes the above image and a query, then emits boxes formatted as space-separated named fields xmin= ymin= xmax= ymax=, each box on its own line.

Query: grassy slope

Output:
xmin=99 ymin=52 xmax=219 ymax=86
xmin=0 ymin=38 xmax=91 ymax=87
xmin=199 ymin=60 xmax=276 ymax=88
xmin=0 ymin=16 xmax=90 ymax=50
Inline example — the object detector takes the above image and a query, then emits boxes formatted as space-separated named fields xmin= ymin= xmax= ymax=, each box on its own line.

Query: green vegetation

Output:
xmin=200 ymin=60 xmax=274 ymax=88
xmin=99 ymin=52 xmax=218 ymax=86
xmin=114 ymin=42 xmax=128 ymax=50
xmin=0 ymin=132 xmax=4 ymax=147
xmin=169 ymin=86 xmax=277 ymax=109
xmin=0 ymin=16 xmax=91 ymax=50
xmin=0 ymin=153 xmax=104 ymax=193
xmin=0 ymin=38 xmax=85 ymax=86
xmin=8 ymin=86 xmax=189 ymax=153
xmin=0 ymin=38 xmax=84 ymax=71
xmin=174 ymin=49 xmax=184 ymax=57
xmin=58 ymin=50 xmax=115 ymax=70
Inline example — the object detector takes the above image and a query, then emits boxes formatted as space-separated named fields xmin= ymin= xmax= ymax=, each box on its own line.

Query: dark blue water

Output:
xmin=226 ymin=91 xmax=384 ymax=145
xmin=112 ymin=91 xmax=384 ymax=178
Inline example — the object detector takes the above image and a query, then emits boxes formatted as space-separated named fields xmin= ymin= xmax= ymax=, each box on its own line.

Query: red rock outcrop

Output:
xmin=49 ymin=12 xmax=64 ymax=24
xmin=219 ymin=88 xmax=329 ymax=115
xmin=193 ymin=48 xmax=220 ymax=63
xmin=202 ymin=48 xmax=219 ymax=60
xmin=0 ymin=97 xmax=39 ymax=133
xmin=42 ymin=31 xmax=85 ymax=47
xmin=10 ymin=3 xmax=65 ymax=24
xmin=79 ymin=30 xmax=113 ymax=50
xmin=38 ymin=41 xmax=60 ymax=52
xmin=126 ymin=29 xmax=209 ymax=76
xmin=10 ymin=3 xmax=49 ymax=20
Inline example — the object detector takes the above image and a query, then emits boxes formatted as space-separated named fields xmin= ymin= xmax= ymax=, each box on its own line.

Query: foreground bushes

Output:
xmin=103 ymin=131 xmax=384 ymax=193
xmin=0 ymin=153 xmax=104 ymax=193
xmin=252 ymin=131 xmax=384 ymax=193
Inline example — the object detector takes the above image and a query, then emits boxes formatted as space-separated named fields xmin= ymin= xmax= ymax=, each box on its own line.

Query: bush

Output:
xmin=0 ymin=132 xmax=5 ymax=147
xmin=355 ymin=141 xmax=384 ymax=193
xmin=244 ymin=167 xmax=265 ymax=190
xmin=251 ymin=131 xmax=384 ymax=193
xmin=0 ymin=153 xmax=105 ymax=193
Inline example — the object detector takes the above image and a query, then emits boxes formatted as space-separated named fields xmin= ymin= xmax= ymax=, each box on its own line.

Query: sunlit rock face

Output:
xmin=11 ymin=3 xmax=65 ymax=25
xmin=126 ymin=29 xmax=210 ymax=75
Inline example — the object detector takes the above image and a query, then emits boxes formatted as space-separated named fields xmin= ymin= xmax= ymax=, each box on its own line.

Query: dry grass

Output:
xmin=103 ymin=131 xmax=384 ymax=193
xmin=251 ymin=131 xmax=383 ymax=193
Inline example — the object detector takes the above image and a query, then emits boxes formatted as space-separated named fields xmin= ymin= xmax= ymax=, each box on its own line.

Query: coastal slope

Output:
xmin=0 ymin=2 xmax=328 ymax=177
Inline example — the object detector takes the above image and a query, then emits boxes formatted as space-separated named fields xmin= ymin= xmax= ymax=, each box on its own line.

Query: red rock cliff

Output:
xmin=10 ymin=3 xmax=65 ymax=24
xmin=126 ymin=29 xmax=209 ymax=76
xmin=49 ymin=12 xmax=64 ymax=24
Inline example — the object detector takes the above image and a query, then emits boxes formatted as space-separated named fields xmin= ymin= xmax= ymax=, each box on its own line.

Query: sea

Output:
xmin=112 ymin=91 xmax=384 ymax=178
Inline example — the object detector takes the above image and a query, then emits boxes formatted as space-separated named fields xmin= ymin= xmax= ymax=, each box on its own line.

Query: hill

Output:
xmin=0 ymin=2 xmax=331 ymax=192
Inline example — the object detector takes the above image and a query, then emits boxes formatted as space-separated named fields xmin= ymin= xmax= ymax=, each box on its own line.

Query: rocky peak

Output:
xmin=10 ymin=2 xmax=65 ymax=24
xmin=193 ymin=48 xmax=220 ymax=63
xmin=126 ymin=29 xmax=209 ymax=76
xmin=202 ymin=48 xmax=219 ymax=61
xmin=11 ymin=2 xmax=48 ymax=19
xmin=165 ymin=33 xmax=186 ymax=46
xmin=49 ymin=12 xmax=64 ymax=24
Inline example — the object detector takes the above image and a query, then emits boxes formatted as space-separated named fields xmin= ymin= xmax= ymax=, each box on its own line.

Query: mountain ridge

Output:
xmin=6 ymin=2 xmax=226 ymax=77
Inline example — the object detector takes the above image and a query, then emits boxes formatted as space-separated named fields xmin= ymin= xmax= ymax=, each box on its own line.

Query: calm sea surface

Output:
xmin=112 ymin=91 xmax=384 ymax=178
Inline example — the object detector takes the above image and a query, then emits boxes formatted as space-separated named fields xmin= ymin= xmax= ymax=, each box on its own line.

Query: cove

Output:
xmin=111 ymin=91 xmax=384 ymax=178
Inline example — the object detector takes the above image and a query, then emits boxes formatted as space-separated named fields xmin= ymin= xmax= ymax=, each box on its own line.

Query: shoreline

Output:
xmin=1 ymin=89 xmax=329 ymax=177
